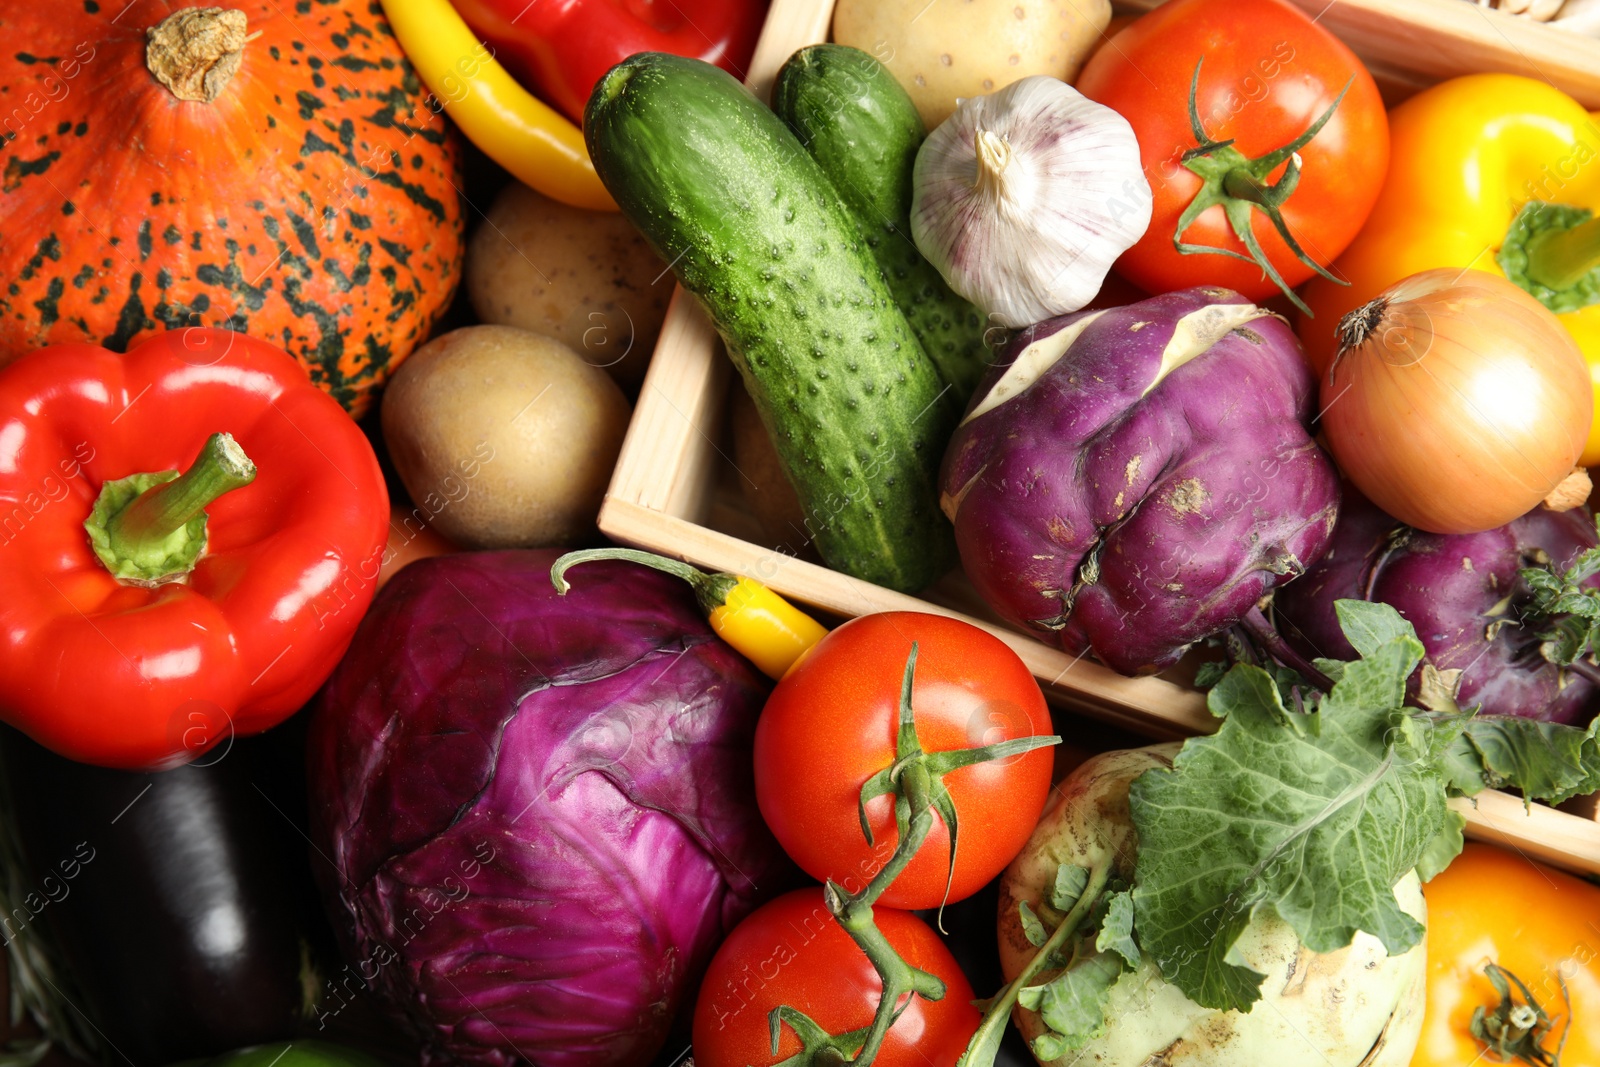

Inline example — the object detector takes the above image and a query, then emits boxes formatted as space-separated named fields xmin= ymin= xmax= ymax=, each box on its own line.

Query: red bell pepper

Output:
xmin=0 ymin=329 xmax=389 ymax=769
xmin=450 ymin=0 xmax=770 ymax=125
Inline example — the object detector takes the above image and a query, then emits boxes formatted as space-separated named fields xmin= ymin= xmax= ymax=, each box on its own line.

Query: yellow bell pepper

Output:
xmin=1298 ymin=74 xmax=1600 ymax=464
xmin=550 ymin=549 xmax=828 ymax=680
xmin=379 ymin=0 xmax=616 ymax=212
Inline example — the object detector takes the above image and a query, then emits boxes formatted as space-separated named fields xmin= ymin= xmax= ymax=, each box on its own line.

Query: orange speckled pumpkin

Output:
xmin=0 ymin=0 xmax=464 ymax=416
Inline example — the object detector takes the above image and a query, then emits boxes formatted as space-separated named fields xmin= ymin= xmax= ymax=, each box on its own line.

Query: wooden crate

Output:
xmin=600 ymin=0 xmax=1600 ymax=874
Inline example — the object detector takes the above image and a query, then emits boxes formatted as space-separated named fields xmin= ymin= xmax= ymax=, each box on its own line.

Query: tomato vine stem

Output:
xmin=766 ymin=643 xmax=1060 ymax=1067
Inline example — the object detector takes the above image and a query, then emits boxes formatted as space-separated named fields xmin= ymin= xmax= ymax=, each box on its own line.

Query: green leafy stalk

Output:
xmin=1442 ymin=715 xmax=1600 ymax=806
xmin=1519 ymin=523 xmax=1600 ymax=672
xmin=956 ymin=864 xmax=1113 ymax=1067
xmin=1130 ymin=600 xmax=1600 ymax=1012
xmin=1131 ymin=602 xmax=1457 ymax=1010
xmin=769 ymin=645 xmax=1060 ymax=1067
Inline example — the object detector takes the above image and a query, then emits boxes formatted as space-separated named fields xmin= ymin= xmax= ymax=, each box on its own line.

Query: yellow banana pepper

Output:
xmin=1298 ymin=74 xmax=1600 ymax=464
xmin=379 ymin=0 xmax=616 ymax=212
xmin=550 ymin=549 xmax=828 ymax=680
xmin=707 ymin=576 xmax=829 ymax=680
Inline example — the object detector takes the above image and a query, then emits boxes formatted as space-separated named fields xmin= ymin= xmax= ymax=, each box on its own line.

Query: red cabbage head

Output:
xmin=308 ymin=550 xmax=787 ymax=1067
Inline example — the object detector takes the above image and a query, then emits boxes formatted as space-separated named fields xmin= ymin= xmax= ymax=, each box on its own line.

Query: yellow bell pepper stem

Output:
xmin=550 ymin=549 xmax=827 ymax=680
xmin=1526 ymin=213 xmax=1600 ymax=291
xmin=1297 ymin=74 xmax=1600 ymax=465
xmin=378 ymin=0 xmax=616 ymax=212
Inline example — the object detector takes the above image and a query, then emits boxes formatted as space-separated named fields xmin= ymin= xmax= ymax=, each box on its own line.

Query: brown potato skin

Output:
xmin=833 ymin=0 xmax=1111 ymax=128
xmin=381 ymin=325 xmax=630 ymax=549
xmin=466 ymin=183 xmax=672 ymax=394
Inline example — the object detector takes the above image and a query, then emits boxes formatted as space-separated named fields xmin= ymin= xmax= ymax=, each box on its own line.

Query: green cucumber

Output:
xmin=585 ymin=53 xmax=958 ymax=593
xmin=772 ymin=44 xmax=990 ymax=401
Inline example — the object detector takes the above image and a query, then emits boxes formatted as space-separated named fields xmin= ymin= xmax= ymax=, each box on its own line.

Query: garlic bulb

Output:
xmin=910 ymin=76 xmax=1152 ymax=330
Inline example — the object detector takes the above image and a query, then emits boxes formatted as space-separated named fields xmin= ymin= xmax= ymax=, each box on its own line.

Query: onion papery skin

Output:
xmin=1322 ymin=268 xmax=1591 ymax=535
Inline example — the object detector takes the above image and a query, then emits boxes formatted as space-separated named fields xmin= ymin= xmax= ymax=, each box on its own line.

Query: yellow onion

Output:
xmin=1322 ymin=268 xmax=1592 ymax=534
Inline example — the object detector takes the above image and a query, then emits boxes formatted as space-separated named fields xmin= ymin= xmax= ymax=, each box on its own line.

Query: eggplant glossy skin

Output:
xmin=1 ymin=729 xmax=315 ymax=1064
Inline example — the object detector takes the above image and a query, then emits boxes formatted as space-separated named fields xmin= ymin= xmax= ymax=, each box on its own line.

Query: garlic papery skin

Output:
xmin=911 ymin=75 xmax=1153 ymax=330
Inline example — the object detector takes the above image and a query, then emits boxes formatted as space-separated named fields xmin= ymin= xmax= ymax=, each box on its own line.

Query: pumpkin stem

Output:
xmin=146 ymin=7 xmax=254 ymax=103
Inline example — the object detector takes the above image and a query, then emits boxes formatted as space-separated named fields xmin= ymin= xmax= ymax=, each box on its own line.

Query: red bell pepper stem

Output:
xmin=1526 ymin=212 xmax=1600 ymax=292
xmin=86 ymin=432 xmax=255 ymax=585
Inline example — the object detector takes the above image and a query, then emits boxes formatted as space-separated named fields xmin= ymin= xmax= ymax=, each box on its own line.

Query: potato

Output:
xmin=833 ymin=0 xmax=1111 ymax=128
xmin=466 ymin=183 xmax=671 ymax=394
xmin=380 ymin=325 xmax=630 ymax=549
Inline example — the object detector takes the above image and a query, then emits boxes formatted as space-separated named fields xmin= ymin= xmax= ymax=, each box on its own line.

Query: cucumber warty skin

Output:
xmin=585 ymin=52 xmax=958 ymax=593
xmin=772 ymin=43 xmax=992 ymax=403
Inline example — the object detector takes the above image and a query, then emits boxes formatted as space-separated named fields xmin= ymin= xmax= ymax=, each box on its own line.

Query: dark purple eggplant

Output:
xmin=0 ymin=728 xmax=321 ymax=1065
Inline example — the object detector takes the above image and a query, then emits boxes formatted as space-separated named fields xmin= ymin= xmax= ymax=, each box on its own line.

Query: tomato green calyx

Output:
xmin=1497 ymin=202 xmax=1600 ymax=314
xmin=856 ymin=643 xmax=1061 ymax=920
xmin=551 ymin=547 xmax=739 ymax=617
xmin=84 ymin=431 xmax=256 ymax=586
xmin=1175 ymin=58 xmax=1351 ymax=316
xmin=767 ymin=1009 xmax=869 ymax=1067
xmin=767 ymin=644 xmax=1060 ymax=1067
xmin=1470 ymin=962 xmax=1571 ymax=1066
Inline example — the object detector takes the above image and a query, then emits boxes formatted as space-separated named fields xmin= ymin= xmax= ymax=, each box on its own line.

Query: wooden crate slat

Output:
xmin=607 ymin=289 xmax=721 ymax=516
xmin=602 ymin=498 xmax=1239 ymax=739
xmin=1455 ymin=792 xmax=1600 ymax=873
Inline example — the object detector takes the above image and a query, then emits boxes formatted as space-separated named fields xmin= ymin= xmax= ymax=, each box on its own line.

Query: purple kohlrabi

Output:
xmin=939 ymin=286 xmax=1340 ymax=675
xmin=1275 ymin=487 xmax=1600 ymax=724
xmin=307 ymin=550 xmax=789 ymax=1067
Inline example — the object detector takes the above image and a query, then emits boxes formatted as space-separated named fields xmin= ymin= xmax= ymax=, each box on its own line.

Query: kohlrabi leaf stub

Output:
xmin=1095 ymin=891 xmax=1140 ymax=968
xmin=1018 ymin=952 xmax=1125 ymax=1053
xmin=1129 ymin=608 xmax=1455 ymax=1012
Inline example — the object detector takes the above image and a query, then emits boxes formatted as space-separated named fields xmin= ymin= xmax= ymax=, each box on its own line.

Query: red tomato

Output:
xmin=692 ymin=889 xmax=980 ymax=1067
xmin=753 ymin=612 xmax=1054 ymax=911
xmin=1076 ymin=0 xmax=1388 ymax=301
